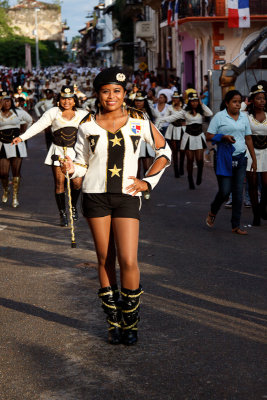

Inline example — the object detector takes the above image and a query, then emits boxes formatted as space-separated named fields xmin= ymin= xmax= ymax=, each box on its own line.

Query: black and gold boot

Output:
xmin=121 ymin=286 xmax=143 ymax=346
xmin=55 ymin=192 xmax=68 ymax=226
xmin=12 ymin=177 xmax=20 ymax=208
xmin=1 ymin=177 xmax=9 ymax=203
xmin=98 ymin=285 xmax=122 ymax=345
xmin=71 ymin=188 xmax=80 ymax=221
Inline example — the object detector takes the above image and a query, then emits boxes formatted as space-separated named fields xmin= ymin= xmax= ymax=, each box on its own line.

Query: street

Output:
xmin=0 ymin=133 xmax=266 ymax=400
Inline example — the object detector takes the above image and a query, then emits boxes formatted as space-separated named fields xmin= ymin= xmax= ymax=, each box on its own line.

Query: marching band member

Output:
xmin=12 ymin=86 xmax=88 ymax=226
xmin=61 ymin=67 xmax=171 ymax=345
xmin=0 ymin=92 xmax=32 ymax=207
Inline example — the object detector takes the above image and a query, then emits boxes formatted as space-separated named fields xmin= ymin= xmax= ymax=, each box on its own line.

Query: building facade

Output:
xmin=8 ymin=0 xmax=67 ymax=48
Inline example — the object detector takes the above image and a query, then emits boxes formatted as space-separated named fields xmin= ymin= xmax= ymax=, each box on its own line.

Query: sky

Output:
xmin=9 ymin=0 xmax=99 ymax=42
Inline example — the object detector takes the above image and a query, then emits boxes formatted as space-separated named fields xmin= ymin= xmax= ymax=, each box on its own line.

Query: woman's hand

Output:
xmin=222 ymin=135 xmax=236 ymax=143
xmin=60 ymin=155 xmax=75 ymax=175
xmin=250 ymin=160 xmax=257 ymax=173
xmin=126 ymin=177 xmax=149 ymax=196
xmin=12 ymin=137 xmax=22 ymax=145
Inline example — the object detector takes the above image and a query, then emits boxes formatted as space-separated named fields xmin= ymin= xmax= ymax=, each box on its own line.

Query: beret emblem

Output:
xmin=65 ymin=88 xmax=71 ymax=93
xmin=258 ymin=85 xmax=263 ymax=90
xmin=116 ymin=73 xmax=126 ymax=82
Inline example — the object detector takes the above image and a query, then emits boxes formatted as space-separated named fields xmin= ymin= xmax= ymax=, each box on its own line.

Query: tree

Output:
xmin=0 ymin=2 xmax=18 ymax=37
xmin=0 ymin=36 xmax=68 ymax=67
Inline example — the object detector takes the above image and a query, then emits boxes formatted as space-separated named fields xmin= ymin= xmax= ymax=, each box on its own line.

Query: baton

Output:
xmin=51 ymin=152 xmax=77 ymax=248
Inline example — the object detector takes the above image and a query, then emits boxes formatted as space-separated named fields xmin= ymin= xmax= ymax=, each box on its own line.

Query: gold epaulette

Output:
xmin=127 ymin=107 xmax=146 ymax=120
xmin=79 ymin=113 xmax=92 ymax=125
xmin=74 ymin=162 xmax=88 ymax=168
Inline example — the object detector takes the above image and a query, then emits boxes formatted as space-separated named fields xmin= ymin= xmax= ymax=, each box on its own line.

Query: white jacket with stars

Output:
xmin=71 ymin=108 xmax=171 ymax=196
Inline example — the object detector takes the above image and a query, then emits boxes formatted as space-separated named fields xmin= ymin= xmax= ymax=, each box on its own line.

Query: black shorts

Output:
xmin=82 ymin=193 xmax=142 ymax=220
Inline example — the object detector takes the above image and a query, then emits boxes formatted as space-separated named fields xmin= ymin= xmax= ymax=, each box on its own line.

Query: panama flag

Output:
xmin=228 ymin=0 xmax=250 ymax=28
xmin=167 ymin=1 xmax=172 ymax=25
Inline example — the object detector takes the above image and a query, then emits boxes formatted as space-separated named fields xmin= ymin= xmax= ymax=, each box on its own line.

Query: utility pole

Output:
xmin=35 ymin=8 xmax=40 ymax=70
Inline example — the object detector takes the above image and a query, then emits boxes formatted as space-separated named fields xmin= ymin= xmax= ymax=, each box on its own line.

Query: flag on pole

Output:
xmin=174 ymin=0 xmax=179 ymax=31
xmin=228 ymin=0 xmax=250 ymax=28
xmin=167 ymin=1 xmax=173 ymax=25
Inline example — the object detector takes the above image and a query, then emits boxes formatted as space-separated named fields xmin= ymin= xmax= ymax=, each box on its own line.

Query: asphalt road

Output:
xmin=0 ymin=133 xmax=266 ymax=400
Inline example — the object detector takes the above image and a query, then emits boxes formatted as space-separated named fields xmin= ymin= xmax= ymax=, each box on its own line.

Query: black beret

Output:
xmin=172 ymin=91 xmax=182 ymax=98
xmin=45 ymin=89 xmax=54 ymax=95
xmin=135 ymin=91 xmax=147 ymax=101
xmin=188 ymin=92 xmax=199 ymax=101
xmin=60 ymin=85 xmax=75 ymax=98
xmin=249 ymin=84 xmax=265 ymax=97
xmin=93 ymin=67 xmax=127 ymax=91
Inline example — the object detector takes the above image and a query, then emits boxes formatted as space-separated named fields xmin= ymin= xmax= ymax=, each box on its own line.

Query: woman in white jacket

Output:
xmin=0 ymin=93 xmax=32 ymax=207
xmin=156 ymin=92 xmax=213 ymax=189
xmin=61 ymin=68 xmax=171 ymax=346
xmin=12 ymin=86 xmax=88 ymax=226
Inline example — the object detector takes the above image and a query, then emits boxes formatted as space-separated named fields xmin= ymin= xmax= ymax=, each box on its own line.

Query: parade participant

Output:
xmin=12 ymin=86 xmax=88 ymax=226
xmin=164 ymin=91 xmax=185 ymax=178
xmin=246 ymin=84 xmax=267 ymax=225
xmin=146 ymin=88 xmax=157 ymax=107
xmin=133 ymin=91 xmax=155 ymax=200
xmin=0 ymin=92 xmax=32 ymax=207
xmin=152 ymin=93 xmax=171 ymax=136
xmin=61 ymin=67 xmax=171 ymax=345
xmin=205 ymin=90 xmax=257 ymax=234
xmin=156 ymin=92 xmax=213 ymax=188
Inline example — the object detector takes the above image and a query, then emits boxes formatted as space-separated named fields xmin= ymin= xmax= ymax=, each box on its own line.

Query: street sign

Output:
xmin=215 ymin=59 xmax=226 ymax=65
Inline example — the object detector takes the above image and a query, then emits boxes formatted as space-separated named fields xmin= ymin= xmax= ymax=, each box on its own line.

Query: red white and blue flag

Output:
xmin=228 ymin=0 xmax=250 ymax=28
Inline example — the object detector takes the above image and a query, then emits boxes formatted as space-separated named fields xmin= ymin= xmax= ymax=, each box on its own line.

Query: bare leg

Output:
xmin=87 ymin=216 xmax=117 ymax=288
xmin=112 ymin=217 xmax=140 ymax=290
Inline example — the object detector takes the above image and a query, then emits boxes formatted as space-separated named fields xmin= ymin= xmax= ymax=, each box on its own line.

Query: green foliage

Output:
xmin=0 ymin=36 xmax=68 ymax=67
xmin=0 ymin=1 xmax=9 ymax=8
xmin=0 ymin=5 xmax=17 ymax=37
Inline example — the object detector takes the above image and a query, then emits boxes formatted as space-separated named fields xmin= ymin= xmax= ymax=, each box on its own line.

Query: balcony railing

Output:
xmin=160 ymin=0 xmax=267 ymax=23
xmin=161 ymin=0 xmax=215 ymax=22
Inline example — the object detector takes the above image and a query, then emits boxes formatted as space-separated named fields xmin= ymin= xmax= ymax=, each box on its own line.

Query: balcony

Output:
xmin=159 ymin=0 xmax=267 ymax=23
xmin=160 ymin=0 xmax=215 ymax=23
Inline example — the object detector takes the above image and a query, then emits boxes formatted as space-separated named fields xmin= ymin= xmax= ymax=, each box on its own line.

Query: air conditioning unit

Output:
xmin=136 ymin=21 xmax=154 ymax=39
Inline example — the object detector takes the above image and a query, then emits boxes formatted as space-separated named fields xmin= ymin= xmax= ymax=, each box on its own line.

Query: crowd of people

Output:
xmin=0 ymin=65 xmax=266 ymax=345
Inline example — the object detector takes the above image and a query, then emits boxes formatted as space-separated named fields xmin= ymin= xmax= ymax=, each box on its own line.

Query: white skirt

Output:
xmin=165 ymin=125 xmax=183 ymax=141
xmin=139 ymin=140 xmax=155 ymax=158
xmin=246 ymin=148 xmax=267 ymax=172
xmin=45 ymin=143 xmax=76 ymax=166
xmin=180 ymin=132 xmax=207 ymax=151
xmin=0 ymin=141 xmax=27 ymax=158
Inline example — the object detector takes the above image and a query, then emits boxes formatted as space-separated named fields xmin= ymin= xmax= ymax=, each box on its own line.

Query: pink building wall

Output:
xmin=180 ymin=32 xmax=196 ymax=91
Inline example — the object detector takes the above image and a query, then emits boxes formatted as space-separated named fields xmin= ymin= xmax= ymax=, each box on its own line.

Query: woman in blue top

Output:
xmin=205 ymin=90 xmax=257 ymax=235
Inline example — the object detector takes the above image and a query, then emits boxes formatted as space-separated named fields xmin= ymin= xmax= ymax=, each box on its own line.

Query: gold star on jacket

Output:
xmin=109 ymin=164 xmax=122 ymax=177
xmin=110 ymin=135 xmax=123 ymax=147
